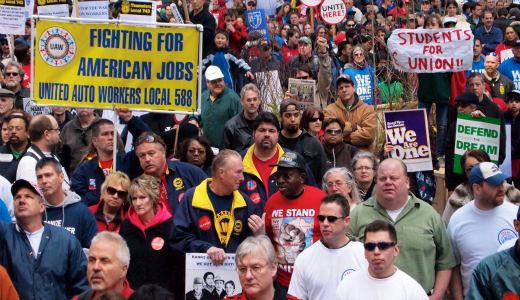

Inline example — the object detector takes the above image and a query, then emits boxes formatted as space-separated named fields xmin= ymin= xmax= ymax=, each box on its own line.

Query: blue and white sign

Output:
xmin=246 ymin=9 xmax=269 ymax=39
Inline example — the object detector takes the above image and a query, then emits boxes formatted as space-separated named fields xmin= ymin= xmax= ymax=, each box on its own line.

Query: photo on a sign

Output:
xmin=185 ymin=253 xmax=241 ymax=300
xmin=288 ymin=78 xmax=317 ymax=110
xmin=384 ymin=109 xmax=433 ymax=172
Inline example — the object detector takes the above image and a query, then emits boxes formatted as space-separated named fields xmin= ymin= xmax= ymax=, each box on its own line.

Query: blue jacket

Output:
xmin=173 ymin=179 xmax=262 ymax=253
xmin=43 ymin=191 xmax=98 ymax=248
xmin=475 ymin=26 xmax=503 ymax=55
xmin=0 ymin=222 xmax=88 ymax=300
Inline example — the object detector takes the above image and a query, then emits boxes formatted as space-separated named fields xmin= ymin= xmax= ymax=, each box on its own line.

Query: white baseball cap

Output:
xmin=205 ymin=65 xmax=224 ymax=81
xmin=469 ymin=162 xmax=509 ymax=186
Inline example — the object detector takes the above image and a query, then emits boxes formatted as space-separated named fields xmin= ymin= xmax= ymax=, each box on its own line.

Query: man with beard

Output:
xmin=324 ymin=75 xmax=376 ymax=152
xmin=0 ymin=111 xmax=31 ymax=182
xmin=447 ymin=162 xmax=518 ymax=299
xmin=2 ymin=61 xmax=28 ymax=109
xmin=264 ymin=151 xmax=326 ymax=289
xmin=16 ymin=114 xmax=71 ymax=189
xmin=223 ymin=83 xmax=262 ymax=152
xmin=173 ymin=150 xmax=264 ymax=265
xmin=278 ymin=100 xmax=326 ymax=185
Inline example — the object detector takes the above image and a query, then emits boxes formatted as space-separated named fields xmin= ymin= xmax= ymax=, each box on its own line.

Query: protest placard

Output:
xmin=301 ymin=0 xmax=322 ymax=7
xmin=119 ymin=0 xmax=157 ymax=22
xmin=0 ymin=0 xmax=25 ymax=35
xmin=387 ymin=29 xmax=473 ymax=73
xmin=186 ymin=253 xmax=242 ymax=298
xmin=72 ymin=1 xmax=109 ymax=20
xmin=288 ymin=78 xmax=317 ymax=110
xmin=32 ymin=18 xmax=201 ymax=114
xmin=246 ymin=9 xmax=269 ymax=39
xmin=37 ymin=0 xmax=69 ymax=17
xmin=384 ymin=109 xmax=433 ymax=172
xmin=319 ymin=0 xmax=346 ymax=25
xmin=454 ymin=113 xmax=501 ymax=174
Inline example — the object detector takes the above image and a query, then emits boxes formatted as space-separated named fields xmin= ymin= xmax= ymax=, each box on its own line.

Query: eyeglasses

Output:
xmin=5 ymin=72 xmax=19 ymax=77
xmin=318 ymin=215 xmax=344 ymax=223
xmin=354 ymin=53 xmax=364 ymax=57
xmin=188 ymin=148 xmax=206 ymax=154
xmin=246 ymin=1 xmax=256 ymax=7
xmin=326 ymin=128 xmax=342 ymax=135
xmin=106 ymin=186 xmax=128 ymax=198
xmin=326 ymin=181 xmax=347 ymax=188
xmin=364 ymin=241 xmax=396 ymax=251
xmin=237 ymin=263 xmax=266 ymax=275
xmin=309 ymin=117 xmax=322 ymax=122
xmin=295 ymin=75 xmax=310 ymax=80
xmin=346 ymin=23 xmax=355 ymax=27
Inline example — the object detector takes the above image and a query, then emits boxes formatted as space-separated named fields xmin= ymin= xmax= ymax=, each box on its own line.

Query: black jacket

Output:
xmin=222 ymin=112 xmax=254 ymax=152
xmin=278 ymin=130 xmax=326 ymax=185
xmin=505 ymin=109 xmax=520 ymax=160
xmin=190 ymin=5 xmax=216 ymax=58
xmin=0 ymin=141 xmax=30 ymax=183
xmin=323 ymin=142 xmax=358 ymax=172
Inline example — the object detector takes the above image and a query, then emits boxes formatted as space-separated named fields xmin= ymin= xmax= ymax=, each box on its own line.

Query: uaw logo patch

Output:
xmin=247 ymin=11 xmax=262 ymax=29
xmin=498 ymin=229 xmax=517 ymax=244
xmin=173 ymin=178 xmax=184 ymax=190
xmin=39 ymin=27 xmax=76 ymax=67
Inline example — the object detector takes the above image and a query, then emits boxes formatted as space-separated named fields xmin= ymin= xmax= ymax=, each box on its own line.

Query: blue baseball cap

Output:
xmin=468 ymin=162 xmax=509 ymax=186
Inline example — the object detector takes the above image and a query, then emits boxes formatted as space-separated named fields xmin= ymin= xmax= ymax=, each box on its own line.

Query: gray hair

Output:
xmin=211 ymin=149 xmax=242 ymax=175
xmin=91 ymin=231 xmax=130 ymax=267
xmin=235 ymin=236 xmax=276 ymax=265
xmin=322 ymin=167 xmax=361 ymax=205
xmin=351 ymin=151 xmax=379 ymax=172
xmin=240 ymin=83 xmax=261 ymax=100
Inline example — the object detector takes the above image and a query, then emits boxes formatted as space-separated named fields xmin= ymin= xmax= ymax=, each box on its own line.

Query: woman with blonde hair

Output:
xmin=119 ymin=174 xmax=175 ymax=292
xmin=88 ymin=171 xmax=130 ymax=233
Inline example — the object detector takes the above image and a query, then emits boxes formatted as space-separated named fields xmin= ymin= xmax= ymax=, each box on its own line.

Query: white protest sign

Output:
xmin=301 ymin=0 xmax=322 ymax=7
xmin=0 ymin=0 xmax=25 ymax=35
xmin=319 ymin=0 xmax=346 ymax=25
xmin=453 ymin=113 xmax=501 ymax=174
xmin=387 ymin=29 xmax=473 ymax=73
xmin=119 ymin=0 xmax=156 ymax=23
xmin=71 ymin=1 xmax=109 ymax=19
xmin=37 ymin=0 xmax=70 ymax=17
xmin=500 ymin=124 xmax=511 ymax=176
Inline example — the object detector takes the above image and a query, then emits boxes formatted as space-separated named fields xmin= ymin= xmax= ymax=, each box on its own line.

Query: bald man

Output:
xmin=347 ymin=158 xmax=456 ymax=299
xmin=16 ymin=114 xmax=70 ymax=189
xmin=483 ymin=54 xmax=515 ymax=101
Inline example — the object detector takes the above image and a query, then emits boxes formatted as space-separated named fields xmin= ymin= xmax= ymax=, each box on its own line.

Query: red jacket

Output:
xmin=73 ymin=280 xmax=134 ymax=300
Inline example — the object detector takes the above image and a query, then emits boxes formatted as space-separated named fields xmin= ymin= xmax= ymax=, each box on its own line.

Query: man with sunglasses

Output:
xmin=200 ymin=65 xmax=241 ymax=149
xmin=264 ymin=151 xmax=326 ymax=290
xmin=447 ymin=162 xmax=518 ymax=299
xmin=2 ymin=61 xmax=28 ymax=109
xmin=36 ymin=157 xmax=98 ymax=249
xmin=337 ymin=220 xmax=428 ymax=299
xmin=288 ymin=194 xmax=366 ymax=300
xmin=347 ymin=158 xmax=456 ymax=299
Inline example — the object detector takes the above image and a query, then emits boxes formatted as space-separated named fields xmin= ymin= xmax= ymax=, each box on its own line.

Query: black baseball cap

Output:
xmin=455 ymin=92 xmax=479 ymax=106
xmin=271 ymin=151 xmax=306 ymax=171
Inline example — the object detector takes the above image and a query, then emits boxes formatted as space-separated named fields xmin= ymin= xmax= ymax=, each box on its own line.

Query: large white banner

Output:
xmin=387 ymin=29 xmax=473 ymax=73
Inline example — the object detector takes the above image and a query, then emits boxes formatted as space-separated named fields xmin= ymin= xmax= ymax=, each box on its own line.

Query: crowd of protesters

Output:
xmin=0 ymin=0 xmax=519 ymax=299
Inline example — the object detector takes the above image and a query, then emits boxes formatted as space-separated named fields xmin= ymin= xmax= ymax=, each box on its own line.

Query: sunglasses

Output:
xmin=364 ymin=241 xmax=396 ymax=251
xmin=247 ymin=1 xmax=256 ymax=6
xmin=209 ymin=78 xmax=223 ymax=84
xmin=317 ymin=215 xmax=344 ymax=223
xmin=309 ymin=117 xmax=322 ymax=122
xmin=5 ymin=72 xmax=19 ymax=77
xmin=106 ymin=186 xmax=128 ymax=198
xmin=136 ymin=134 xmax=161 ymax=146
xmin=326 ymin=128 xmax=342 ymax=134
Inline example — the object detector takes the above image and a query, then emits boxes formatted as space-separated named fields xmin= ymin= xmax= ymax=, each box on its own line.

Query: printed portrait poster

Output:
xmin=0 ymin=0 xmax=25 ymax=35
xmin=384 ymin=109 xmax=433 ymax=172
xmin=454 ymin=113 xmax=501 ymax=174
xmin=185 ymin=253 xmax=241 ymax=300
xmin=288 ymin=78 xmax=317 ymax=110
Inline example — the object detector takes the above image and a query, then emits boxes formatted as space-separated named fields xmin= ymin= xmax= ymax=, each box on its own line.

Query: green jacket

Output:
xmin=347 ymin=194 xmax=456 ymax=293
xmin=417 ymin=72 xmax=452 ymax=104
xmin=466 ymin=243 xmax=520 ymax=300
xmin=200 ymin=87 xmax=241 ymax=149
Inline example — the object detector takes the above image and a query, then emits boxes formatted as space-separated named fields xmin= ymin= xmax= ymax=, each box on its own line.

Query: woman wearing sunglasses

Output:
xmin=119 ymin=174 xmax=175 ymax=292
xmin=88 ymin=171 xmax=130 ymax=233
xmin=322 ymin=117 xmax=358 ymax=171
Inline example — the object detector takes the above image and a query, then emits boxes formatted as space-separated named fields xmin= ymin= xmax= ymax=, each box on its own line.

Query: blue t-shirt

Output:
xmin=0 ymin=200 xmax=10 ymax=223
xmin=498 ymin=57 xmax=520 ymax=89
xmin=343 ymin=65 xmax=377 ymax=105
xmin=467 ymin=56 xmax=485 ymax=77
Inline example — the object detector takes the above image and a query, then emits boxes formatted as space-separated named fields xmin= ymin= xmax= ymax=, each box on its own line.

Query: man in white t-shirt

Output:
xmin=288 ymin=194 xmax=367 ymax=300
xmin=447 ymin=162 xmax=518 ymax=299
xmin=336 ymin=220 xmax=428 ymax=300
